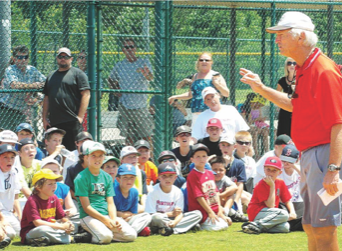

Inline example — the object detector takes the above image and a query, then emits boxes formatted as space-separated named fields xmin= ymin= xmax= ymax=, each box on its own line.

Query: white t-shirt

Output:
xmin=0 ymin=168 xmax=21 ymax=212
xmin=145 ymin=183 xmax=184 ymax=213
xmin=192 ymin=105 xmax=249 ymax=140
xmin=278 ymin=168 xmax=302 ymax=202
xmin=253 ymin=150 xmax=276 ymax=187
xmin=241 ymin=156 xmax=256 ymax=180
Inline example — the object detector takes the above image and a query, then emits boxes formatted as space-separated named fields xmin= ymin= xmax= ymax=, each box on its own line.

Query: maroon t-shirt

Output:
xmin=247 ymin=179 xmax=292 ymax=221
xmin=20 ymin=194 xmax=65 ymax=243
xmin=187 ymin=168 xmax=219 ymax=223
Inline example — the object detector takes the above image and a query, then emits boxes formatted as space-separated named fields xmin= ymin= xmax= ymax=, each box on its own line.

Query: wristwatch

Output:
xmin=327 ymin=164 xmax=341 ymax=172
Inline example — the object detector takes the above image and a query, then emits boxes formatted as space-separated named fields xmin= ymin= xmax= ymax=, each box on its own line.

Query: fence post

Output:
xmin=87 ymin=1 xmax=96 ymax=140
xmin=269 ymin=2 xmax=276 ymax=149
xmin=0 ymin=0 xmax=11 ymax=78
xmin=154 ymin=1 xmax=173 ymax=160
xmin=30 ymin=1 xmax=37 ymax=67
xmin=327 ymin=4 xmax=334 ymax=59
xmin=229 ymin=7 xmax=237 ymax=106
xmin=96 ymin=2 xmax=103 ymax=142
xmin=260 ymin=9 xmax=266 ymax=82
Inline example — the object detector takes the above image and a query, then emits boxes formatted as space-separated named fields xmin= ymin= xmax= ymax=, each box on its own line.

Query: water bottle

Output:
xmin=60 ymin=148 xmax=76 ymax=162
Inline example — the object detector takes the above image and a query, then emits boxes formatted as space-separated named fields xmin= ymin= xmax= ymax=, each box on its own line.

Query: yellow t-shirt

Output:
xmin=20 ymin=159 xmax=42 ymax=188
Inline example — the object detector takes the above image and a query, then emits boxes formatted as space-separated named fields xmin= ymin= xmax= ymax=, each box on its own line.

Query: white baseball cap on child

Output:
xmin=0 ymin=130 xmax=18 ymax=144
xmin=201 ymin=87 xmax=218 ymax=100
xmin=120 ymin=146 xmax=140 ymax=159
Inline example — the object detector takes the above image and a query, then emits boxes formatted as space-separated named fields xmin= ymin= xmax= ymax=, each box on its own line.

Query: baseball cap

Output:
xmin=206 ymin=118 xmax=223 ymax=129
xmin=134 ymin=139 xmax=150 ymax=150
xmin=158 ymin=150 xmax=176 ymax=164
xmin=32 ymin=169 xmax=63 ymax=186
xmin=158 ymin=163 xmax=177 ymax=175
xmin=16 ymin=123 xmax=34 ymax=133
xmin=275 ymin=134 xmax=292 ymax=145
xmin=18 ymin=138 xmax=35 ymax=151
xmin=81 ymin=140 xmax=94 ymax=155
xmin=280 ymin=144 xmax=300 ymax=164
xmin=75 ymin=131 xmax=93 ymax=142
xmin=117 ymin=163 xmax=136 ymax=176
xmin=191 ymin=143 xmax=209 ymax=157
xmin=220 ymin=136 xmax=235 ymax=145
xmin=174 ymin=125 xmax=191 ymax=137
xmin=266 ymin=11 xmax=315 ymax=33
xmin=85 ymin=141 xmax=106 ymax=155
xmin=120 ymin=146 xmax=140 ymax=159
xmin=0 ymin=144 xmax=17 ymax=156
xmin=0 ymin=130 xmax=18 ymax=144
xmin=202 ymin=87 xmax=218 ymax=100
xmin=57 ymin=47 xmax=72 ymax=57
xmin=102 ymin=156 xmax=120 ymax=166
xmin=44 ymin=127 xmax=66 ymax=139
xmin=41 ymin=159 xmax=62 ymax=170
xmin=264 ymin=156 xmax=282 ymax=170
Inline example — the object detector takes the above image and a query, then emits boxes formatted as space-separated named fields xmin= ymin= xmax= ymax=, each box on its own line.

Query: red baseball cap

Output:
xmin=264 ymin=156 xmax=282 ymax=170
xmin=206 ymin=118 xmax=223 ymax=129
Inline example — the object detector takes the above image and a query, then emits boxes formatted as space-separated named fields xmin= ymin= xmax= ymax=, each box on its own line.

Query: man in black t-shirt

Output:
xmin=42 ymin=47 xmax=90 ymax=150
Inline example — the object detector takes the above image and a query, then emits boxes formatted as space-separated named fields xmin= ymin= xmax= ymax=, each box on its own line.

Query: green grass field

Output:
xmin=6 ymin=224 xmax=342 ymax=251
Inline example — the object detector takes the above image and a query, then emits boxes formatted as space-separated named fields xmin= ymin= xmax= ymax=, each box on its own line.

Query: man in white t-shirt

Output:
xmin=108 ymin=38 xmax=154 ymax=145
xmin=253 ymin=134 xmax=293 ymax=187
xmin=192 ymin=87 xmax=249 ymax=141
xmin=279 ymin=144 xmax=303 ymax=217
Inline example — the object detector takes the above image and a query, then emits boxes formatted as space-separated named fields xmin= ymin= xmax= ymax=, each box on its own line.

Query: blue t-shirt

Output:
xmin=226 ymin=158 xmax=247 ymax=183
xmin=191 ymin=79 xmax=214 ymax=113
xmin=54 ymin=182 xmax=70 ymax=200
xmin=113 ymin=181 xmax=139 ymax=214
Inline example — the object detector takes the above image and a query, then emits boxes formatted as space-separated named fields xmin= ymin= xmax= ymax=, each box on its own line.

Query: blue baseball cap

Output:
xmin=16 ymin=123 xmax=34 ymax=133
xmin=117 ymin=163 xmax=136 ymax=176
xmin=280 ymin=144 xmax=300 ymax=164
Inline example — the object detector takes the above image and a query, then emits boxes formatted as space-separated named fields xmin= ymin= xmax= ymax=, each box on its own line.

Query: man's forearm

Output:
xmin=78 ymin=90 xmax=90 ymax=119
xmin=42 ymin=96 xmax=49 ymax=120
xmin=329 ymin=124 xmax=342 ymax=166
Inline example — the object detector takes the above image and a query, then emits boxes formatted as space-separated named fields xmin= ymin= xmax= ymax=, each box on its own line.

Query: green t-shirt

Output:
xmin=74 ymin=168 xmax=115 ymax=219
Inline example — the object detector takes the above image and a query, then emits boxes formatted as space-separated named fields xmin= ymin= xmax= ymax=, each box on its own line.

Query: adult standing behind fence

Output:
xmin=276 ymin=57 xmax=296 ymax=137
xmin=240 ymin=11 xmax=342 ymax=251
xmin=168 ymin=52 xmax=229 ymax=126
xmin=42 ymin=47 xmax=90 ymax=151
xmin=0 ymin=45 xmax=46 ymax=131
xmin=108 ymin=39 xmax=154 ymax=146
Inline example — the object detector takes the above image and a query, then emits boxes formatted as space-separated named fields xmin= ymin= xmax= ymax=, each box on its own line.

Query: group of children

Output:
xmin=0 ymin=118 xmax=303 ymax=248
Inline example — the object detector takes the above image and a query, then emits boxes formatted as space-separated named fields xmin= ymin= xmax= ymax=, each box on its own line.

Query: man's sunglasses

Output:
xmin=124 ymin=45 xmax=135 ymax=49
xmin=287 ymin=61 xmax=296 ymax=66
xmin=16 ymin=55 xmax=29 ymax=60
xmin=199 ymin=59 xmax=211 ymax=62
xmin=57 ymin=55 xmax=71 ymax=60
xmin=236 ymin=141 xmax=251 ymax=146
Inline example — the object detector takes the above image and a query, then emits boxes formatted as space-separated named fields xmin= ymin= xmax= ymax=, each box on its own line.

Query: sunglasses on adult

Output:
xmin=236 ymin=140 xmax=251 ymax=146
xmin=287 ymin=61 xmax=296 ymax=66
xmin=16 ymin=55 xmax=29 ymax=60
xmin=57 ymin=55 xmax=71 ymax=60
xmin=199 ymin=59 xmax=212 ymax=62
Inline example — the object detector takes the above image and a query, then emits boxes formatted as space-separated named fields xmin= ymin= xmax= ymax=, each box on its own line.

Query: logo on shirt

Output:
xmin=39 ymin=208 xmax=56 ymax=219
xmin=92 ymin=183 xmax=105 ymax=196
xmin=285 ymin=148 xmax=292 ymax=156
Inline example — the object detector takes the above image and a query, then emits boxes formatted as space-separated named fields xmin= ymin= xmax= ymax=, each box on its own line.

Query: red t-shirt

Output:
xmin=187 ymin=168 xmax=219 ymax=223
xmin=291 ymin=48 xmax=342 ymax=151
xmin=247 ymin=179 xmax=291 ymax=222
xmin=20 ymin=194 xmax=65 ymax=243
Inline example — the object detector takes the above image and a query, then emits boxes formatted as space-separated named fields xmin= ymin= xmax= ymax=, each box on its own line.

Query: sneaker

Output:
xmin=0 ymin=237 xmax=11 ymax=249
xmin=138 ymin=227 xmax=151 ymax=237
xmin=30 ymin=236 xmax=50 ymax=247
xmin=73 ymin=231 xmax=92 ymax=243
xmin=158 ymin=226 xmax=174 ymax=236
xmin=231 ymin=212 xmax=249 ymax=222
xmin=242 ymin=222 xmax=261 ymax=235
xmin=190 ymin=223 xmax=201 ymax=232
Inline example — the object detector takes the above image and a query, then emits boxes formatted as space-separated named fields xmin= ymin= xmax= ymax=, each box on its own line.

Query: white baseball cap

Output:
xmin=120 ymin=146 xmax=140 ymax=159
xmin=41 ymin=159 xmax=62 ymax=171
xmin=0 ymin=130 xmax=18 ymax=144
xmin=202 ymin=87 xmax=218 ymax=100
xmin=220 ymin=136 xmax=235 ymax=145
xmin=85 ymin=141 xmax=106 ymax=155
xmin=81 ymin=140 xmax=94 ymax=155
xmin=266 ymin=11 xmax=315 ymax=33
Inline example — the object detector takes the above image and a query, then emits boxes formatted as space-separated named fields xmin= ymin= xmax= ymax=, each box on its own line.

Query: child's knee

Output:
xmin=279 ymin=209 xmax=289 ymax=222
xmin=96 ymin=233 xmax=113 ymax=244
xmin=151 ymin=213 xmax=165 ymax=223
xmin=122 ymin=229 xmax=137 ymax=242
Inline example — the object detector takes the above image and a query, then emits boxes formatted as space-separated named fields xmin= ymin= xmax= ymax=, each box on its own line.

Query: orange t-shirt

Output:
xmin=291 ymin=48 xmax=342 ymax=151
xmin=139 ymin=161 xmax=158 ymax=185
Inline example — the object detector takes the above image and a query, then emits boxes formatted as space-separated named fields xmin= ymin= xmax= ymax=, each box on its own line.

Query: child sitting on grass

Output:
xmin=75 ymin=142 xmax=137 ymax=244
xmin=101 ymin=155 xmax=120 ymax=185
xmin=20 ymin=169 xmax=91 ymax=247
xmin=198 ymin=118 xmax=223 ymax=157
xmin=187 ymin=144 xmax=230 ymax=231
xmin=242 ymin=156 xmax=297 ymax=234
xmin=114 ymin=163 xmax=152 ymax=237
xmin=146 ymin=162 xmax=202 ymax=236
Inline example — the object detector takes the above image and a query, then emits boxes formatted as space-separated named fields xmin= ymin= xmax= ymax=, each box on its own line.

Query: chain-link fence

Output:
xmin=1 ymin=1 xmax=342 ymax=160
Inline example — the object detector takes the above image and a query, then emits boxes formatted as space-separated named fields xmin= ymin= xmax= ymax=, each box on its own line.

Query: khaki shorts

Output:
xmin=117 ymin=103 xmax=154 ymax=140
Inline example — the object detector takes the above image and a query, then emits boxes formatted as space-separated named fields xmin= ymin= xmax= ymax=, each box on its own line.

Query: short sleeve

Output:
xmin=105 ymin=175 xmax=115 ymax=198
xmin=236 ymin=161 xmax=247 ymax=183
xmin=76 ymin=70 xmax=90 ymax=91
xmin=24 ymin=197 xmax=42 ymax=222
xmin=109 ymin=66 xmax=119 ymax=82
xmin=74 ymin=174 xmax=89 ymax=197
xmin=254 ymin=181 xmax=269 ymax=204
xmin=145 ymin=190 xmax=156 ymax=214
xmin=4 ymin=67 xmax=18 ymax=86
xmin=175 ymin=189 xmax=184 ymax=212
xmin=187 ymin=172 xmax=204 ymax=199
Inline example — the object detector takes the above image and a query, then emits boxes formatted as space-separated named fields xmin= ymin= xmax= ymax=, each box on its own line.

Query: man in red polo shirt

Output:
xmin=239 ymin=11 xmax=342 ymax=251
